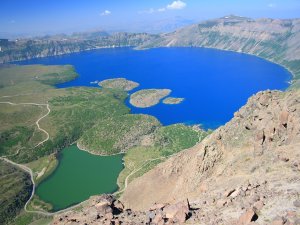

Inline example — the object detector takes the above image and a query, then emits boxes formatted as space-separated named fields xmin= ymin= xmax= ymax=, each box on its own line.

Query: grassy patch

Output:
xmin=117 ymin=124 xmax=210 ymax=191
xmin=78 ymin=114 xmax=160 ymax=155
xmin=8 ymin=211 xmax=52 ymax=225
xmin=26 ymin=154 xmax=58 ymax=185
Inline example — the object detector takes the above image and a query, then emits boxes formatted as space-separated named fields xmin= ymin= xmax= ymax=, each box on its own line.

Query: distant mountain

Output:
xmin=0 ymin=16 xmax=299 ymax=88
xmin=140 ymin=16 xmax=300 ymax=88
xmin=127 ymin=17 xmax=196 ymax=34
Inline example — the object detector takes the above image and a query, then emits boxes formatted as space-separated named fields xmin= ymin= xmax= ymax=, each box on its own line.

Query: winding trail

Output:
xmin=115 ymin=133 xmax=205 ymax=195
xmin=115 ymin=153 xmax=177 ymax=195
xmin=0 ymin=101 xmax=50 ymax=147
xmin=0 ymin=100 xmax=206 ymax=216
xmin=0 ymin=101 xmax=53 ymax=215
xmin=0 ymin=100 xmax=90 ymax=216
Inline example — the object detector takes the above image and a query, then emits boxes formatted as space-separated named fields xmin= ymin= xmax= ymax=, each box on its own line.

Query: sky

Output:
xmin=1 ymin=0 xmax=300 ymax=37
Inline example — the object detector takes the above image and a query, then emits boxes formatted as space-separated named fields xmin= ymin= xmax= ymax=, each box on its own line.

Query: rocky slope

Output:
xmin=52 ymin=89 xmax=300 ymax=224
xmin=0 ymin=32 xmax=158 ymax=63
xmin=120 ymin=89 xmax=300 ymax=224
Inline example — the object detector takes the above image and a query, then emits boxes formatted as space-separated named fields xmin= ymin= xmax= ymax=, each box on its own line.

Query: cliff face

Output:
xmin=0 ymin=32 xmax=158 ymax=63
xmin=142 ymin=16 xmax=300 ymax=60
xmin=120 ymin=89 xmax=300 ymax=224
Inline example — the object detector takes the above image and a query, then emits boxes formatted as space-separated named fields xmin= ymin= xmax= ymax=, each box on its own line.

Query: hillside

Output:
xmin=0 ymin=161 xmax=33 ymax=225
xmin=0 ymin=33 xmax=157 ymax=63
xmin=52 ymin=89 xmax=300 ymax=225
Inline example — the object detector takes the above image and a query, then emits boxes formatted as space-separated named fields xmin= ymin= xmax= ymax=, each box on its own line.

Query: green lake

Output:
xmin=35 ymin=145 xmax=124 ymax=211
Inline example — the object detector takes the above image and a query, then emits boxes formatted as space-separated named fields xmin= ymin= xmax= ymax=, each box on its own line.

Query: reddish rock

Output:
xmin=216 ymin=199 xmax=227 ymax=208
xmin=237 ymin=208 xmax=258 ymax=225
xmin=279 ymin=110 xmax=289 ymax=127
xmin=163 ymin=200 xmax=189 ymax=223
xmin=149 ymin=203 xmax=166 ymax=211
xmin=153 ymin=213 xmax=164 ymax=224
xmin=271 ymin=219 xmax=284 ymax=225
xmin=253 ymin=200 xmax=264 ymax=211
xmin=105 ymin=212 xmax=114 ymax=220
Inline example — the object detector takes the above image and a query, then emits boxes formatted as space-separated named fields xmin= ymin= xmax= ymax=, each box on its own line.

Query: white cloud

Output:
xmin=167 ymin=0 xmax=186 ymax=10
xmin=100 ymin=10 xmax=111 ymax=16
xmin=139 ymin=1 xmax=186 ymax=14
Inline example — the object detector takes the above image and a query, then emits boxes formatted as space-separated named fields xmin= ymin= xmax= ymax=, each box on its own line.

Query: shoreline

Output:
xmin=189 ymin=45 xmax=296 ymax=86
xmin=76 ymin=142 xmax=125 ymax=157
xmin=2 ymin=45 xmax=297 ymax=90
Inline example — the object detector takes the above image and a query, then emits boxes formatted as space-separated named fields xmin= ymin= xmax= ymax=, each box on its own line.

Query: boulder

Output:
xmin=163 ymin=200 xmax=189 ymax=223
xmin=237 ymin=208 xmax=258 ymax=225
xmin=149 ymin=203 xmax=166 ymax=211
xmin=113 ymin=200 xmax=124 ymax=212
xmin=279 ymin=110 xmax=289 ymax=127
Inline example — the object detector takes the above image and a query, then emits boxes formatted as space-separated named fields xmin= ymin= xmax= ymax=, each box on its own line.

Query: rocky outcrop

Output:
xmin=52 ymin=195 xmax=192 ymax=225
xmin=120 ymin=89 xmax=300 ymax=224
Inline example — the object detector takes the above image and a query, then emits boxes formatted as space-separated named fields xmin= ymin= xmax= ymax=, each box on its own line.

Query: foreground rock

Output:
xmin=98 ymin=78 xmax=139 ymax=91
xmin=163 ymin=97 xmax=184 ymax=105
xmin=121 ymin=89 xmax=300 ymax=224
xmin=52 ymin=195 xmax=192 ymax=225
xmin=130 ymin=89 xmax=171 ymax=108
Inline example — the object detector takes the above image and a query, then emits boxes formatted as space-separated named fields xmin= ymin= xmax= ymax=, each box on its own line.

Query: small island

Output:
xmin=130 ymin=89 xmax=171 ymax=108
xmin=163 ymin=97 xmax=184 ymax=105
xmin=98 ymin=78 xmax=139 ymax=91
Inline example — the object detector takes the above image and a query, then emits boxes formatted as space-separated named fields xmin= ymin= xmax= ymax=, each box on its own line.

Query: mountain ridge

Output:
xmin=1 ymin=16 xmax=300 ymax=88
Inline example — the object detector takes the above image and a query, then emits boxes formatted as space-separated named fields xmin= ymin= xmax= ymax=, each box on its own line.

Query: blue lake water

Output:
xmin=18 ymin=47 xmax=291 ymax=128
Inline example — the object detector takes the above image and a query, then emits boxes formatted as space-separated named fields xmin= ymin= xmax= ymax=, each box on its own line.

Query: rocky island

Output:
xmin=98 ymin=78 xmax=139 ymax=91
xmin=163 ymin=97 xmax=184 ymax=105
xmin=129 ymin=89 xmax=171 ymax=108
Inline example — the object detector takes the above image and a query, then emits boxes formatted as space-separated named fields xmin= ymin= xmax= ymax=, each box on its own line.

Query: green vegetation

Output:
xmin=0 ymin=65 xmax=77 ymax=88
xmin=117 ymin=124 xmax=211 ymax=191
xmin=27 ymin=195 xmax=53 ymax=212
xmin=26 ymin=154 xmax=58 ymax=185
xmin=98 ymin=78 xmax=139 ymax=91
xmin=8 ymin=211 xmax=52 ymax=225
xmin=0 ymin=161 xmax=32 ymax=225
xmin=78 ymin=114 xmax=160 ymax=155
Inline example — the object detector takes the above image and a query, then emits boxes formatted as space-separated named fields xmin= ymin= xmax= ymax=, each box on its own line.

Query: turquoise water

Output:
xmin=35 ymin=145 xmax=124 ymax=211
xmin=19 ymin=47 xmax=291 ymax=129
